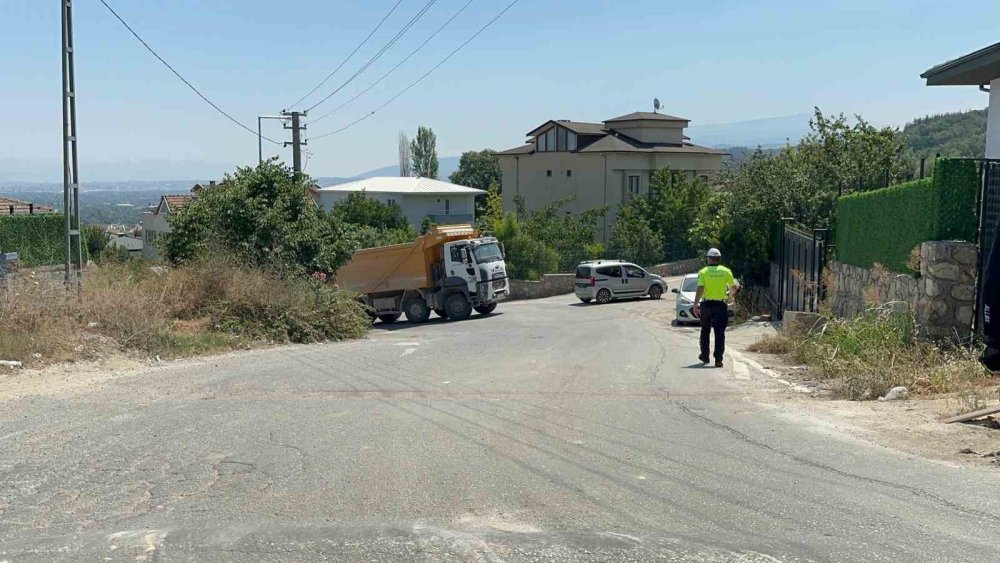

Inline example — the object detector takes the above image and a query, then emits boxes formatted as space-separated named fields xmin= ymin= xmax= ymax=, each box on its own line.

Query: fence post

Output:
xmin=920 ymin=157 xmax=926 ymax=179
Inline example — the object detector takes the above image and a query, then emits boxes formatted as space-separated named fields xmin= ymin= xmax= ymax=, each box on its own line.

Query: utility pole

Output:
xmin=61 ymin=0 xmax=83 ymax=288
xmin=282 ymin=111 xmax=307 ymax=174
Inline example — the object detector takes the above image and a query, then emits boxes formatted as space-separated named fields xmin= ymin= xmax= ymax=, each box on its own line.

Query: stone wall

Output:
xmin=648 ymin=258 xmax=702 ymax=277
xmin=825 ymin=241 xmax=977 ymax=339
xmin=508 ymin=274 xmax=576 ymax=300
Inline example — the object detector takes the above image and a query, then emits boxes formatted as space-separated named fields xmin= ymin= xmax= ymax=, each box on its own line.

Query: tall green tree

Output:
xmin=331 ymin=191 xmax=409 ymax=231
xmin=410 ymin=126 xmax=439 ymax=179
xmin=161 ymin=159 xmax=355 ymax=274
xmin=450 ymin=149 xmax=500 ymax=191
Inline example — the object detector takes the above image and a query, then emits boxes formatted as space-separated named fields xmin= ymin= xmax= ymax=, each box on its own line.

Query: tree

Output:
xmin=161 ymin=159 xmax=355 ymax=274
xmin=641 ymin=169 xmax=712 ymax=261
xmin=450 ymin=149 xmax=500 ymax=191
xmin=332 ymin=191 xmax=410 ymax=231
xmin=607 ymin=203 xmax=663 ymax=266
xmin=476 ymin=181 xmax=504 ymax=234
xmin=410 ymin=126 xmax=438 ymax=179
xmin=398 ymin=131 xmax=412 ymax=177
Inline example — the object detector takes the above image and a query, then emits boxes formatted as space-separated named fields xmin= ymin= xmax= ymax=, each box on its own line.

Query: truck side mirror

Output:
xmin=499 ymin=243 xmax=506 ymax=259
xmin=462 ymin=248 xmax=472 ymax=263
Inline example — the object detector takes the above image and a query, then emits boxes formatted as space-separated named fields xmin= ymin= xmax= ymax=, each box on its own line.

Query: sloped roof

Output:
xmin=604 ymin=112 xmax=689 ymax=123
xmin=526 ymin=120 xmax=606 ymax=137
xmin=498 ymin=144 xmax=536 ymax=156
xmin=922 ymin=42 xmax=1000 ymax=85
xmin=0 ymin=197 xmax=55 ymax=215
xmin=577 ymin=133 xmax=727 ymax=155
xmin=316 ymin=176 xmax=485 ymax=195
xmin=159 ymin=194 xmax=196 ymax=215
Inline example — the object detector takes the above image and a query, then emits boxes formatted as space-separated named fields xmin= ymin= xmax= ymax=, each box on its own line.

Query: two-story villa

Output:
xmin=498 ymin=111 xmax=726 ymax=240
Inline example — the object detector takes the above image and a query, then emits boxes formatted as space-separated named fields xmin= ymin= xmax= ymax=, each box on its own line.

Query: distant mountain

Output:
xmin=902 ymin=108 xmax=987 ymax=159
xmin=686 ymin=113 xmax=812 ymax=149
xmin=313 ymin=156 xmax=462 ymax=187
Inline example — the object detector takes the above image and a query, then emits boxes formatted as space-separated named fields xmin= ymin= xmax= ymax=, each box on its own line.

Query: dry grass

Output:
xmin=748 ymin=306 xmax=996 ymax=403
xmin=0 ymin=261 xmax=369 ymax=367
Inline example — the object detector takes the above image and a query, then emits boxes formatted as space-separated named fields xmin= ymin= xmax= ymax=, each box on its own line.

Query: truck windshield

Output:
xmin=473 ymin=243 xmax=504 ymax=263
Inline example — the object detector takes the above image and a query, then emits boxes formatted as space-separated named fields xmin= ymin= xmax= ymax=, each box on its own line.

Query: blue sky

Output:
xmin=1 ymin=0 xmax=996 ymax=181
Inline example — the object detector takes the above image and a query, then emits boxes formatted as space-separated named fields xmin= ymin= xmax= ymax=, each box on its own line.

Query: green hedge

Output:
xmin=836 ymin=178 xmax=934 ymax=273
xmin=835 ymin=158 xmax=980 ymax=273
xmin=0 ymin=214 xmax=90 ymax=267
xmin=932 ymin=158 xmax=978 ymax=241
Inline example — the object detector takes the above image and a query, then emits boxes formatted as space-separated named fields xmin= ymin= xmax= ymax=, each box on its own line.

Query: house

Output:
xmin=0 ymin=197 xmax=55 ymax=216
xmin=140 ymin=193 xmax=196 ymax=261
xmin=498 ymin=111 xmax=727 ymax=240
xmin=313 ymin=177 xmax=484 ymax=228
xmin=107 ymin=235 xmax=143 ymax=258
xmin=922 ymin=42 xmax=1000 ymax=158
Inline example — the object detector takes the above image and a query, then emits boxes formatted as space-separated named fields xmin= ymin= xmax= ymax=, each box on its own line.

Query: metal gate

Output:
xmin=776 ymin=221 xmax=830 ymax=319
xmin=975 ymin=159 xmax=1000 ymax=335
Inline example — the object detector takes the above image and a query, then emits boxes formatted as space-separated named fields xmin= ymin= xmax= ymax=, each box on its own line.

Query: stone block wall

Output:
xmin=508 ymin=274 xmax=576 ymax=300
xmin=825 ymin=241 xmax=977 ymax=339
xmin=648 ymin=258 xmax=702 ymax=277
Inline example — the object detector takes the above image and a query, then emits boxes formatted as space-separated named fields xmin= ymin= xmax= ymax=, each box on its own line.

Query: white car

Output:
xmin=672 ymin=273 xmax=736 ymax=324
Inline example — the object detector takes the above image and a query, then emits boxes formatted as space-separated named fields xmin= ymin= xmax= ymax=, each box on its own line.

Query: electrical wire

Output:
xmin=307 ymin=0 xmax=476 ymax=127
xmin=303 ymin=0 xmax=439 ymax=114
xmin=287 ymin=0 xmax=405 ymax=110
xmin=98 ymin=0 xmax=281 ymax=145
xmin=310 ymin=0 xmax=519 ymax=142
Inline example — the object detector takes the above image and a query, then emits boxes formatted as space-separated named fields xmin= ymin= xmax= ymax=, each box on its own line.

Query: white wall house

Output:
xmin=922 ymin=42 xmax=1000 ymax=158
xmin=313 ymin=177 xmax=484 ymax=229
xmin=140 ymin=194 xmax=195 ymax=261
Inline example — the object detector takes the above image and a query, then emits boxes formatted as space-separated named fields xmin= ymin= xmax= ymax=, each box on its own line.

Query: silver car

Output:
xmin=574 ymin=260 xmax=666 ymax=304
xmin=672 ymin=272 xmax=737 ymax=324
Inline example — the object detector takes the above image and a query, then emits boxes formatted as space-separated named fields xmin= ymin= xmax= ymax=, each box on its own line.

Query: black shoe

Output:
xmin=698 ymin=354 xmax=708 ymax=364
xmin=715 ymin=359 xmax=724 ymax=368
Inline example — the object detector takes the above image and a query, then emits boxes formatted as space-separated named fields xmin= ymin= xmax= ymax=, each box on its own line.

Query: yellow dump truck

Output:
xmin=336 ymin=224 xmax=509 ymax=323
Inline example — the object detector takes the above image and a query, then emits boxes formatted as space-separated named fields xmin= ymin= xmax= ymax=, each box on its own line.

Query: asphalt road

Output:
xmin=3 ymin=291 xmax=1000 ymax=562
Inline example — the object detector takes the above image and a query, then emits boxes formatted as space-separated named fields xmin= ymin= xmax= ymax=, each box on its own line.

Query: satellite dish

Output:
xmin=653 ymin=98 xmax=661 ymax=113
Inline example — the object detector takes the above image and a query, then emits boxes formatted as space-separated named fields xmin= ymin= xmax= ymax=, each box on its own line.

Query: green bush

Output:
xmin=932 ymin=158 xmax=978 ymax=241
xmin=0 ymin=214 xmax=89 ymax=267
xmin=836 ymin=178 xmax=933 ymax=273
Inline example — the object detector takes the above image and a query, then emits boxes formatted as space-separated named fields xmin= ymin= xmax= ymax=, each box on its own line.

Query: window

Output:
xmin=545 ymin=129 xmax=555 ymax=152
xmin=450 ymin=245 xmax=464 ymax=263
xmin=566 ymin=170 xmax=572 ymax=177
xmin=624 ymin=265 xmax=646 ymax=279
xmin=386 ymin=198 xmax=397 ymax=206
xmin=547 ymin=170 xmax=552 ymax=177
xmin=557 ymin=128 xmax=567 ymax=151
xmin=575 ymin=266 xmax=592 ymax=279
xmin=627 ymin=175 xmax=641 ymax=196
xmin=567 ymin=131 xmax=577 ymax=151
xmin=596 ymin=265 xmax=622 ymax=277
xmin=444 ymin=199 xmax=450 ymax=215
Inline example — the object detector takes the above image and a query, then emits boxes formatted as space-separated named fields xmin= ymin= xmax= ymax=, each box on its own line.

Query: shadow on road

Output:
xmin=682 ymin=362 xmax=716 ymax=369
xmin=568 ymin=297 xmax=660 ymax=308
xmin=371 ymin=312 xmax=505 ymax=332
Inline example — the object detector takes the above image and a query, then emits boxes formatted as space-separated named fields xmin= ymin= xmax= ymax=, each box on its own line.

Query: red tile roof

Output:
xmin=161 ymin=194 xmax=196 ymax=214
xmin=0 ymin=197 xmax=55 ymax=216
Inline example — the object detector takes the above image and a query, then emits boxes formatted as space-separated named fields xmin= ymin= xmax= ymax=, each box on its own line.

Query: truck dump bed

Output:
xmin=336 ymin=224 xmax=477 ymax=295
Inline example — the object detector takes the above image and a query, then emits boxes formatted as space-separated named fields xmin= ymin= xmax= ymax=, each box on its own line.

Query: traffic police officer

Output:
xmin=693 ymin=248 xmax=738 ymax=367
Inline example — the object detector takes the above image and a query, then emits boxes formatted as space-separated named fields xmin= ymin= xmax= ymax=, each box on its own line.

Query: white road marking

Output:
xmin=401 ymin=348 xmax=416 ymax=356
xmin=395 ymin=342 xmax=420 ymax=347
xmin=729 ymin=350 xmax=812 ymax=393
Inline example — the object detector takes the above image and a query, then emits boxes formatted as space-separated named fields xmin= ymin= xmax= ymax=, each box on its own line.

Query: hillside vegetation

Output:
xmin=902 ymin=108 xmax=986 ymax=160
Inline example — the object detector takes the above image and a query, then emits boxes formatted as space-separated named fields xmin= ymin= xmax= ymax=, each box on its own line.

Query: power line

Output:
xmin=98 ymin=0 xmax=281 ymax=145
xmin=287 ymin=0 xmax=405 ymax=110
xmin=310 ymin=0 xmax=520 ymax=142
xmin=308 ymin=0 xmax=476 ymax=127
xmin=303 ymin=0 xmax=440 ymax=114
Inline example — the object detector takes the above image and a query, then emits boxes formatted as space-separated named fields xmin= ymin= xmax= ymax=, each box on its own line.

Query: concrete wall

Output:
xmin=499 ymin=150 xmax=722 ymax=242
xmin=648 ymin=258 xmax=701 ymax=277
xmin=987 ymin=77 xmax=1000 ymax=159
xmin=140 ymin=211 xmax=170 ymax=261
xmin=825 ymin=241 xmax=978 ymax=339
xmin=508 ymin=274 xmax=576 ymax=300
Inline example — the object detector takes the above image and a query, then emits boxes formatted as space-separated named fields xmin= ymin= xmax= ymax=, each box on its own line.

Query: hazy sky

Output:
xmin=1 ymin=0 xmax=996 ymax=181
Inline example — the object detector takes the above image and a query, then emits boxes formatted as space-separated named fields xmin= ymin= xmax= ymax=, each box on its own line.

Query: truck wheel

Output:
xmin=445 ymin=293 xmax=473 ymax=321
xmin=648 ymin=285 xmax=663 ymax=300
xmin=434 ymin=308 xmax=449 ymax=318
xmin=596 ymin=288 xmax=612 ymax=304
xmin=403 ymin=298 xmax=431 ymax=323
xmin=474 ymin=303 xmax=497 ymax=315
xmin=377 ymin=313 xmax=401 ymax=324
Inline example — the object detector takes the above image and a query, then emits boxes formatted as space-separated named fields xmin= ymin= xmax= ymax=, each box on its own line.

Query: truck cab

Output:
xmin=440 ymin=237 xmax=509 ymax=303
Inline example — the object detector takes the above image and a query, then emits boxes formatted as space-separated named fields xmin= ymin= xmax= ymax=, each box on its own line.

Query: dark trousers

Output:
xmin=700 ymin=300 xmax=728 ymax=361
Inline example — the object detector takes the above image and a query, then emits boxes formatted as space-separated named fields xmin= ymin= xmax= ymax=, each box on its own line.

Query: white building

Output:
xmin=140 ymin=194 xmax=196 ymax=261
xmin=922 ymin=42 xmax=1000 ymax=158
xmin=313 ymin=177 xmax=484 ymax=228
